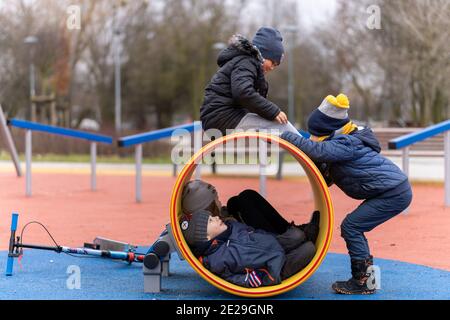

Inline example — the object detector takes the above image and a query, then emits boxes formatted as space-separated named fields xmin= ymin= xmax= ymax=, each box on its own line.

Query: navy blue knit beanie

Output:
xmin=307 ymin=94 xmax=351 ymax=137
xmin=252 ymin=27 xmax=284 ymax=65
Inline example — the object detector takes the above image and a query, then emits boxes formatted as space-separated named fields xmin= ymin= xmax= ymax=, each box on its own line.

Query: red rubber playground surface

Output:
xmin=0 ymin=170 xmax=449 ymax=272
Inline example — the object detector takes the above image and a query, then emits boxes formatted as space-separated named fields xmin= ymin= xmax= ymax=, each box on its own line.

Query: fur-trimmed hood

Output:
xmin=217 ymin=34 xmax=264 ymax=67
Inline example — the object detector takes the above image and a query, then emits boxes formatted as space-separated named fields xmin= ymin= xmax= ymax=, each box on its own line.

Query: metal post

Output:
xmin=90 ymin=142 xmax=97 ymax=191
xmin=24 ymin=36 xmax=38 ymax=121
xmin=287 ymin=35 xmax=295 ymax=123
xmin=276 ymin=150 xmax=285 ymax=180
xmin=444 ymin=131 xmax=450 ymax=207
xmin=30 ymin=63 xmax=35 ymax=97
xmin=283 ymin=25 xmax=297 ymax=124
xmin=402 ymin=147 xmax=410 ymax=177
xmin=259 ymin=138 xmax=267 ymax=197
xmin=194 ymin=121 xmax=202 ymax=180
xmin=25 ymin=130 xmax=32 ymax=197
xmin=136 ymin=144 xmax=142 ymax=203
xmin=402 ymin=147 xmax=410 ymax=213
xmin=0 ymin=105 xmax=22 ymax=177
xmin=113 ymin=8 xmax=122 ymax=134
xmin=6 ymin=213 xmax=19 ymax=276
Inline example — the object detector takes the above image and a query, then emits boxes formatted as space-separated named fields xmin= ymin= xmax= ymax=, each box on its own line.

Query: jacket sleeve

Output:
xmin=281 ymin=131 xmax=354 ymax=163
xmin=230 ymin=61 xmax=280 ymax=120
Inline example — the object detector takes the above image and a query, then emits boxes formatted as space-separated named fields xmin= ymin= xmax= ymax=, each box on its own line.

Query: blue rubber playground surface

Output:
xmin=1 ymin=248 xmax=449 ymax=300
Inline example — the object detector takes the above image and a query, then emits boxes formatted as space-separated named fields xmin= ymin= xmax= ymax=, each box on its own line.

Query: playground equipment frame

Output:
xmin=7 ymin=118 xmax=113 ymax=196
xmin=388 ymin=119 xmax=450 ymax=206
xmin=169 ymin=132 xmax=334 ymax=297
xmin=118 ymin=121 xmax=202 ymax=203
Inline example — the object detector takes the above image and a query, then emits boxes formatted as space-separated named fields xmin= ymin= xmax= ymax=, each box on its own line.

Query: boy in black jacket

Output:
xmin=200 ymin=27 xmax=300 ymax=136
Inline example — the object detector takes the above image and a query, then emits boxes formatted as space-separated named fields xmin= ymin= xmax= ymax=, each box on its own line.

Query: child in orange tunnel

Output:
xmin=180 ymin=180 xmax=319 ymax=288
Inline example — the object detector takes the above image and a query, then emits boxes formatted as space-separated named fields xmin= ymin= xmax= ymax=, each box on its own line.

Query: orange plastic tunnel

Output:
xmin=170 ymin=132 xmax=334 ymax=298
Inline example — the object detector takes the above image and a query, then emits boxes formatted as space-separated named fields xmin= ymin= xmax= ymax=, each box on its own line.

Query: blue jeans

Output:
xmin=341 ymin=181 xmax=413 ymax=260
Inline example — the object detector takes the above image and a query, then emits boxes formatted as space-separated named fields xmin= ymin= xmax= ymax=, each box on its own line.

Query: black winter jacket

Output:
xmin=200 ymin=35 xmax=281 ymax=134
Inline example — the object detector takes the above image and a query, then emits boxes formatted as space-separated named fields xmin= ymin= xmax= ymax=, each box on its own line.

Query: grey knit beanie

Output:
xmin=180 ymin=210 xmax=211 ymax=246
xmin=181 ymin=180 xmax=217 ymax=214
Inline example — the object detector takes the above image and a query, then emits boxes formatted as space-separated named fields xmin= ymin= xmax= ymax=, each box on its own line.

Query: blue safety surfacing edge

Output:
xmin=0 ymin=249 xmax=449 ymax=300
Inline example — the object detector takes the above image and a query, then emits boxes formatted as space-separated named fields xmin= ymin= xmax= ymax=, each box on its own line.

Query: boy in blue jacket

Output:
xmin=180 ymin=210 xmax=316 ymax=288
xmin=280 ymin=94 xmax=413 ymax=294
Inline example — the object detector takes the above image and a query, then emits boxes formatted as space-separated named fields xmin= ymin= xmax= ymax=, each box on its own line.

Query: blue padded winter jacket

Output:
xmin=281 ymin=128 xmax=409 ymax=200
xmin=201 ymin=221 xmax=285 ymax=287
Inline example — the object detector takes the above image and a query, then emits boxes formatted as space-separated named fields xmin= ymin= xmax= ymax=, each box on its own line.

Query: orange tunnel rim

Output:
xmin=170 ymin=132 xmax=334 ymax=297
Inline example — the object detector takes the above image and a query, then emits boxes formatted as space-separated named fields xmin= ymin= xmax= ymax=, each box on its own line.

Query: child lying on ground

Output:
xmin=180 ymin=209 xmax=316 ymax=288
xmin=181 ymin=180 xmax=320 ymax=243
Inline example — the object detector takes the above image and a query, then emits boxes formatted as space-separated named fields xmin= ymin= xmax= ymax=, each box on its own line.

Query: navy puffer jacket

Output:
xmin=200 ymin=35 xmax=281 ymax=134
xmin=281 ymin=128 xmax=408 ymax=200
xmin=201 ymin=221 xmax=285 ymax=287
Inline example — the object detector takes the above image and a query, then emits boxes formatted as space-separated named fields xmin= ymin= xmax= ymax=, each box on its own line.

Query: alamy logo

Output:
xmin=366 ymin=5 xmax=381 ymax=30
xmin=66 ymin=265 xmax=81 ymax=289
xmin=66 ymin=5 xmax=81 ymax=30
xmin=170 ymin=127 xmax=282 ymax=176
xmin=367 ymin=265 xmax=381 ymax=290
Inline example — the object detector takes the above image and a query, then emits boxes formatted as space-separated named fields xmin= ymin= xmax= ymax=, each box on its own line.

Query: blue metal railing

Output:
xmin=118 ymin=122 xmax=200 ymax=147
xmin=388 ymin=120 xmax=450 ymax=150
xmin=8 ymin=118 xmax=113 ymax=144
xmin=118 ymin=121 xmax=202 ymax=203
xmin=388 ymin=119 xmax=450 ymax=206
xmin=8 ymin=118 xmax=114 ymax=196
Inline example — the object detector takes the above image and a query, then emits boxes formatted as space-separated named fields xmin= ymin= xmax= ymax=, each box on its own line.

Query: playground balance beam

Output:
xmin=8 ymin=118 xmax=113 ymax=196
xmin=117 ymin=122 xmax=202 ymax=203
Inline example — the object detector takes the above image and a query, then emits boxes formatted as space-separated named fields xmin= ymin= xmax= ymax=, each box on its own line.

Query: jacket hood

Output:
xmin=351 ymin=127 xmax=381 ymax=153
xmin=217 ymin=34 xmax=264 ymax=67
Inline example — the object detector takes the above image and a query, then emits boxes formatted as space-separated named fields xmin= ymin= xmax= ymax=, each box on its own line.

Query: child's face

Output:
xmin=206 ymin=215 xmax=228 ymax=240
xmin=262 ymin=59 xmax=278 ymax=74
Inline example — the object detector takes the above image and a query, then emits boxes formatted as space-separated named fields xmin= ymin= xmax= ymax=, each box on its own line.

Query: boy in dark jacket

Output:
xmin=180 ymin=209 xmax=316 ymax=288
xmin=280 ymin=94 xmax=413 ymax=294
xmin=200 ymin=27 xmax=300 ymax=136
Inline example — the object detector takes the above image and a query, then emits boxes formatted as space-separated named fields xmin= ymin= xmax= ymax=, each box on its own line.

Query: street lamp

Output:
xmin=282 ymin=26 xmax=298 ymax=126
xmin=24 ymin=36 xmax=38 ymax=121
xmin=113 ymin=0 xmax=128 ymax=134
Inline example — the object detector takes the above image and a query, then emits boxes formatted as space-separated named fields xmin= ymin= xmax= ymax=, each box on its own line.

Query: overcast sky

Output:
xmin=298 ymin=0 xmax=338 ymax=29
xmin=238 ymin=0 xmax=337 ymax=31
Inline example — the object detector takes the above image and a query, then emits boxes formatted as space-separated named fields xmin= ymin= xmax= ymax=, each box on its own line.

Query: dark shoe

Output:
xmin=332 ymin=256 xmax=376 ymax=295
xmin=296 ymin=211 xmax=320 ymax=243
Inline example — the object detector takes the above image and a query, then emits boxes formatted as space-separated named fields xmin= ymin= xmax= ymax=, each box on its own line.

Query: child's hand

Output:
xmin=274 ymin=111 xmax=288 ymax=124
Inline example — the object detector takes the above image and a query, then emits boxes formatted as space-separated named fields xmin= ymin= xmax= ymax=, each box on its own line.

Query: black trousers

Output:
xmin=227 ymin=189 xmax=290 ymax=234
xmin=227 ymin=189 xmax=316 ymax=279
